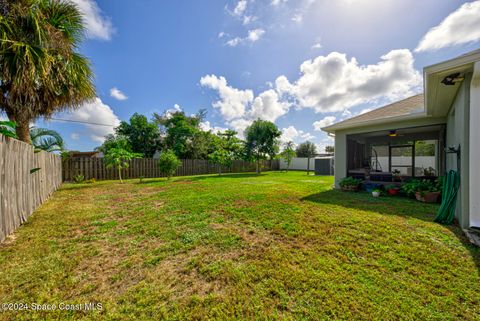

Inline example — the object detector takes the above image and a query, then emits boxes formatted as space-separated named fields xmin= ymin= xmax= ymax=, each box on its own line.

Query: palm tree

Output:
xmin=30 ymin=127 xmax=64 ymax=152
xmin=0 ymin=0 xmax=96 ymax=143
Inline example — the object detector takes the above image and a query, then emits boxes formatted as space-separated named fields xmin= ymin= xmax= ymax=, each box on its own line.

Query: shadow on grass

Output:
xmin=302 ymin=189 xmax=480 ymax=271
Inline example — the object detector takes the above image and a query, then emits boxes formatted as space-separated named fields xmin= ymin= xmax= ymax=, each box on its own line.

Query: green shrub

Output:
xmin=158 ymin=150 xmax=181 ymax=179
xmin=339 ymin=176 xmax=361 ymax=188
xmin=402 ymin=178 xmax=442 ymax=197
xmin=73 ymin=174 xmax=85 ymax=184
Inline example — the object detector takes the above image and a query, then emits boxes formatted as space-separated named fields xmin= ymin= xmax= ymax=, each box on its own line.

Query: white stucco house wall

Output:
xmin=322 ymin=49 xmax=480 ymax=229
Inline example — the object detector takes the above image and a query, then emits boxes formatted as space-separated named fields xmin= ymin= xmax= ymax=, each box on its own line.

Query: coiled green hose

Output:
xmin=434 ymin=170 xmax=460 ymax=225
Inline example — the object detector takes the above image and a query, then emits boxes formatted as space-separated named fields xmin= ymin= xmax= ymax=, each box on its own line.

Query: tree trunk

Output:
xmin=256 ymin=159 xmax=260 ymax=174
xmin=118 ymin=167 xmax=123 ymax=183
xmin=307 ymin=157 xmax=310 ymax=175
xmin=16 ymin=121 xmax=31 ymax=143
xmin=5 ymin=110 xmax=31 ymax=143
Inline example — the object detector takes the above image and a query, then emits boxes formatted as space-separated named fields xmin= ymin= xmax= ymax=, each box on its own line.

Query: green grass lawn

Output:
xmin=0 ymin=171 xmax=479 ymax=320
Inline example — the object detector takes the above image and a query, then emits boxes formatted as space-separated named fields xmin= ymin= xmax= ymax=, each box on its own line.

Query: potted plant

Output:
xmin=392 ymin=169 xmax=402 ymax=182
xmin=372 ymin=188 xmax=381 ymax=197
xmin=385 ymin=184 xmax=399 ymax=196
xmin=339 ymin=177 xmax=361 ymax=192
xmin=402 ymin=178 xmax=442 ymax=203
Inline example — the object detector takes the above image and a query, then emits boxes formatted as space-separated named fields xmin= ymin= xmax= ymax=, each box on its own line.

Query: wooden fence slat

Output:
xmin=0 ymin=135 xmax=62 ymax=242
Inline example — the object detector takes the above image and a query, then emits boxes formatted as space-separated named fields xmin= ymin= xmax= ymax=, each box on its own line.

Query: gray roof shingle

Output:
xmin=322 ymin=94 xmax=425 ymax=132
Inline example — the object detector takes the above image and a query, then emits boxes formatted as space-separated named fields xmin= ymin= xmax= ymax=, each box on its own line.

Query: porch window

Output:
xmin=347 ymin=125 xmax=445 ymax=182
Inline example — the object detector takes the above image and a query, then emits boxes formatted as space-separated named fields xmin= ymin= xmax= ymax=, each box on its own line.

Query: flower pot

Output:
xmin=387 ymin=189 xmax=399 ymax=196
xmin=415 ymin=191 xmax=441 ymax=203
xmin=372 ymin=191 xmax=381 ymax=197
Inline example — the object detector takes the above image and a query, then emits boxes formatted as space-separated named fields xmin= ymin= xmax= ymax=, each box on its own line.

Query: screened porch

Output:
xmin=346 ymin=124 xmax=445 ymax=184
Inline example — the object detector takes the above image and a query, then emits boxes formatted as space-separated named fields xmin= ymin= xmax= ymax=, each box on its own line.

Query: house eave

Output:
xmin=321 ymin=112 xmax=429 ymax=134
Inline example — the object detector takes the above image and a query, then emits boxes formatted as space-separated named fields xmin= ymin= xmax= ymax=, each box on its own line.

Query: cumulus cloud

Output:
xmin=233 ymin=0 xmax=248 ymax=16
xmin=275 ymin=49 xmax=421 ymax=113
xmin=281 ymin=125 xmax=314 ymax=144
xmin=200 ymin=75 xmax=253 ymax=120
xmin=415 ymin=1 xmax=480 ymax=52
xmin=225 ymin=28 xmax=265 ymax=46
xmin=248 ymin=90 xmax=289 ymax=122
xmin=313 ymin=116 xmax=336 ymax=131
xmin=109 ymin=87 xmax=128 ymax=101
xmin=60 ymin=97 xmax=120 ymax=142
xmin=70 ymin=133 xmax=80 ymax=140
xmin=200 ymin=75 xmax=290 ymax=137
xmin=70 ymin=0 xmax=114 ymax=40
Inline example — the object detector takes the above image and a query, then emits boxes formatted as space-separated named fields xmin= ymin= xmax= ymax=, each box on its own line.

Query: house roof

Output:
xmin=322 ymin=94 xmax=425 ymax=133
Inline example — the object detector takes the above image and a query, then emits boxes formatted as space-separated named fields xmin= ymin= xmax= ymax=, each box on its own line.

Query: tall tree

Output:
xmin=96 ymin=134 xmax=131 ymax=154
xmin=154 ymin=109 xmax=205 ymax=159
xmin=325 ymin=145 xmax=334 ymax=154
xmin=208 ymin=130 xmax=243 ymax=175
xmin=280 ymin=141 xmax=296 ymax=172
xmin=296 ymin=141 xmax=317 ymax=175
xmin=0 ymin=0 xmax=96 ymax=143
xmin=244 ymin=119 xmax=281 ymax=174
xmin=116 ymin=113 xmax=160 ymax=157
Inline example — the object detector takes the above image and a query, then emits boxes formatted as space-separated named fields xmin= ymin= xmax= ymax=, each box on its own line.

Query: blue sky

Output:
xmin=34 ymin=0 xmax=480 ymax=152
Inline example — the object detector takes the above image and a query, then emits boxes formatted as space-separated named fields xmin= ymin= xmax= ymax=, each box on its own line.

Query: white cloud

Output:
xmin=233 ymin=0 xmax=248 ymax=16
xmin=60 ymin=97 xmax=120 ymax=143
xmin=228 ymin=118 xmax=252 ymax=137
xmin=70 ymin=0 xmax=114 ymax=40
xmin=281 ymin=126 xmax=314 ymax=144
xmin=70 ymin=133 xmax=80 ymax=140
xmin=163 ymin=103 xmax=183 ymax=119
xmin=218 ymin=31 xmax=227 ymax=38
xmin=292 ymin=13 xmax=303 ymax=23
xmin=109 ymin=87 xmax=128 ymax=101
xmin=225 ymin=28 xmax=265 ymax=46
xmin=311 ymin=40 xmax=322 ymax=50
xmin=415 ymin=1 xmax=480 ymax=52
xmin=271 ymin=0 xmax=287 ymax=6
xmin=242 ymin=15 xmax=257 ymax=25
xmin=357 ymin=108 xmax=373 ymax=115
xmin=199 ymin=121 xmax=228 ymax=134
xmin=200 ymin=75 xmax=253 ymax=120
xmin=275 ymin=49 xmax=421 ymax=113
xmin=313 ymin=116 xmax=336 ymax=131
xmin=200 ymin=74 xmax=291 ymax=137
xmin=248 ymin=90 xmax=289 ymax=122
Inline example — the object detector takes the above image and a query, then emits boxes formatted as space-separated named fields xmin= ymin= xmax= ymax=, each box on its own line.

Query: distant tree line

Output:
xmin=95 ymin=110 xmax=286 ymax=174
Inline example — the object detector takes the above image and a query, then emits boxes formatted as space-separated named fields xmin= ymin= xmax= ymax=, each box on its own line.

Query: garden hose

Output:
xmin=434 ymin=170 xmax=460 ymax=225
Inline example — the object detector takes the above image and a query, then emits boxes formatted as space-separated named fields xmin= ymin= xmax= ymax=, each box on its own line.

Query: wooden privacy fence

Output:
xmin=63 ymin=158 xmax=279 ymax=181
xmin=0 ymin=135 xmax=62 ymax=242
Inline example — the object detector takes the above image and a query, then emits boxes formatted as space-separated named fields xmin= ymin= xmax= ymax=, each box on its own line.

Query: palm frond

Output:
xmin=30 ymin=127 xmax=64 ymax=151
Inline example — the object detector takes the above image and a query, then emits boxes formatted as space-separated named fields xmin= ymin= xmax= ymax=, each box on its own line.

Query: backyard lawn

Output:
xmin=0 ymin=171 xmax=479 ymax=320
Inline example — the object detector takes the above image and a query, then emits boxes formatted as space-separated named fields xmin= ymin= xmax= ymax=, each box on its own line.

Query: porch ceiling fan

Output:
xmin=388 ymin=130 xmax=404 ymax=137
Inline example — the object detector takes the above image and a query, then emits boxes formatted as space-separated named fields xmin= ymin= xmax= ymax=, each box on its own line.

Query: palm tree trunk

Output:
xmin=118 ymin=167 xmax=123 ymax=183
xmin=16 ymin=120 xmax=31 ymax=144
